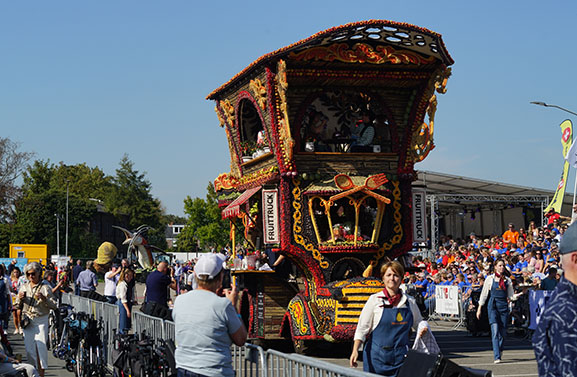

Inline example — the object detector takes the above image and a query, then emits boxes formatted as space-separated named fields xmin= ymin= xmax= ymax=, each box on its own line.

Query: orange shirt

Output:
xmin=502 ymin=230 xmax=519 ymax=245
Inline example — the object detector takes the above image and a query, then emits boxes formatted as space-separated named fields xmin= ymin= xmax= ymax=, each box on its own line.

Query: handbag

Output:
xmin=20 ymin=312 xmax=32 ymax=329
xmin=20 ymin=283 xmax=42 ymax=329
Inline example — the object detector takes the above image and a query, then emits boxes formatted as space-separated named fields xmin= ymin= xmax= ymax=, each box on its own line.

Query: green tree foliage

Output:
xmin=178 ymin=183 xmax=229 ymax=252
xmin=1 ymin=155 xmax=168 ymax=258
xmin=106 ymin=155 xmax=163 ymax=230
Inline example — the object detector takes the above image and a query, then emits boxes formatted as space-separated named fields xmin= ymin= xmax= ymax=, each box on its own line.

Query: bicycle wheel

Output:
xmin=49 ymin=319 xmax=59 ymax=350
xmin=75 ymin=340 xmax=86 ymax=377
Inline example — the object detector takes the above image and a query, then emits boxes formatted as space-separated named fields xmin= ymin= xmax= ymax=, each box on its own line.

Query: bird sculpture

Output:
xmin=112 ymin=225 xmax=163 ymax=270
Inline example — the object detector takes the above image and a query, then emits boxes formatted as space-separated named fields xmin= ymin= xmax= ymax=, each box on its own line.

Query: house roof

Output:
xmin=207 ymin=20 xmax=453 ymax=100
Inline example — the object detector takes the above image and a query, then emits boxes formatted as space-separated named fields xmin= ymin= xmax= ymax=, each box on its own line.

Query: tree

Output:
xmin=105 ymin=155 xmax=166 ymax=249
xmin=178 ymin=183 xmax=229 ymax=252
xmin=0 ymin=137 xmax=33 ymax=222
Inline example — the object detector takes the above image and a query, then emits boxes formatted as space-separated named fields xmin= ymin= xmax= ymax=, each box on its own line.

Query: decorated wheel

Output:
xmin=292 ymin=338 xmax=308 ymax=354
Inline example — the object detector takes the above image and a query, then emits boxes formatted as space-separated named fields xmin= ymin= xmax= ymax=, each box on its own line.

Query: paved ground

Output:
xmin=313 ymin=321 xmax=537 ymax=377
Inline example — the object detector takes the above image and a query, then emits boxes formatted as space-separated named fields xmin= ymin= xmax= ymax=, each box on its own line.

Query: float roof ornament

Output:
xmin=207 ymin=19 xmax=453 ymax=100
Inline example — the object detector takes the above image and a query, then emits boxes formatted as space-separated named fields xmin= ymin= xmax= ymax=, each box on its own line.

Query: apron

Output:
xmin=363 ymin=305 xmax=413 ymax=376
xmin=488 ymin=277 xmax=508 ymax=325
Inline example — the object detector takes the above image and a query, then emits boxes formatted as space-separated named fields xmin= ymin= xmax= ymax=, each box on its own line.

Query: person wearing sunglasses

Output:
xmin=15 ymin=262 xmax=57 ymax=377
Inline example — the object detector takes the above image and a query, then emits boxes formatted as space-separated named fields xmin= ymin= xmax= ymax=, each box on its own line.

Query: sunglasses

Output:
xmin=26 ymin=272 xmax=36 ymax=276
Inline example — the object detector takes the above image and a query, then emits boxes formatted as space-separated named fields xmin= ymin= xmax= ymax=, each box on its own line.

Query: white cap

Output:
xmin=194 ymin=253 xmax=226 ymax=280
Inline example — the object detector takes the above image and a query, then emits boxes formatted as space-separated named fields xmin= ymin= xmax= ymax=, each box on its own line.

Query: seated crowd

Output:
xmin=403 ymin=219 xmax=566 ymax=328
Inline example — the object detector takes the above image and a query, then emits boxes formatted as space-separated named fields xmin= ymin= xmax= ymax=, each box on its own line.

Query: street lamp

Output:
xmin=530 ymin=101 xmax=577 ymax=117
xmin=54 ymin=214 xmax=60 ymax=255
xmin=65 ymin=180 xmax=69 ymax=258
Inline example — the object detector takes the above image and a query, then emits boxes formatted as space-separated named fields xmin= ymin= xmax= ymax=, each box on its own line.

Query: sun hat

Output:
xmin=194 ymin=253 xmax=226 ymax=280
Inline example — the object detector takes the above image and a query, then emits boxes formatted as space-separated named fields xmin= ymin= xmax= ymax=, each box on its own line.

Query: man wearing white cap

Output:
xmin=172 ymin=253 xmax=247 ymax=377
xmin=533 ymin=221 xmax=577 ymax=376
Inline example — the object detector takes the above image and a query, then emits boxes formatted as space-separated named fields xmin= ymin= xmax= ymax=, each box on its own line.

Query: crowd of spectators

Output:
xmin=404 ymin=218 xmax=567 ymax=330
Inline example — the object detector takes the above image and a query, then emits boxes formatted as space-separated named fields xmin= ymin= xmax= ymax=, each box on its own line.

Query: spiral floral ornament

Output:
xmin=409 ymin=67 xmax=451 ymax=163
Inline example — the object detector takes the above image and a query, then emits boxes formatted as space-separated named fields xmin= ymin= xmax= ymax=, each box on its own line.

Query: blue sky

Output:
xmin=2 ymin=1 xmax=577 ymax=217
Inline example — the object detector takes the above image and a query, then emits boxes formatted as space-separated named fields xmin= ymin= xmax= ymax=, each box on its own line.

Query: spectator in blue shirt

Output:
xmin=72 ymin=259 xmax=83 ymax=296
xmin=414 ymin=272 xmax=429 ymax=297
xmin=533 ymin=221 xmax=577 ymax=376
xmin=77 ymin=261 xmax=98 ymax=298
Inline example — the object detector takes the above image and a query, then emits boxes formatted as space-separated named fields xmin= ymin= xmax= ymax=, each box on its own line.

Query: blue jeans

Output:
xmin=106 ymin=296 xmax=117 ymax=305
xmin=117 ymin=301 xmax=132 ymax=334
xmin=490 ymin=322 xmax=506 ymax=360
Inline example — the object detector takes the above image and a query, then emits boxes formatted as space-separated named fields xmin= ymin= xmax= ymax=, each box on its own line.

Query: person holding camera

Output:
xmin=172 ymin=253 xmax=247 ymax=377
xmin=143 ymin=261 xmax=176 ymax=320
xmin=15 ymin=262 xmax=57 ymax=377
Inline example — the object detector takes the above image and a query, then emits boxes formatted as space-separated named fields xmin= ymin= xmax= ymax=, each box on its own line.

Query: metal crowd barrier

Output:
xmin=265 ymin=349 xmax=381 ymax=377
xmin=61 ymin=295 xmax=385 ymax=377
xmin=426 ymin=285 xmax=469 ymax=329
xmin=130 ymin=312 xmax=380 ymax=377
xmin=61 ymin=293 xmax=119 ymax=370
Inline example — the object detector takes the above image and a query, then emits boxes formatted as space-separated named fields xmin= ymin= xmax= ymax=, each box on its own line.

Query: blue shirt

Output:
xmin=533 ymin=277 xmax=577 ymax=377
xmin=145 ymin=270 xmax=172 ymax=306
xmin=77 ymin=269 xmax=98 ymax=291
xmin=414 ymin=278 xmax=428 ymax=296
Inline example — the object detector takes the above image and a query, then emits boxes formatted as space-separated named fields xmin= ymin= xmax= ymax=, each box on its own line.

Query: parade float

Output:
xmin=207 ymin=20 xmax=453 ymax=351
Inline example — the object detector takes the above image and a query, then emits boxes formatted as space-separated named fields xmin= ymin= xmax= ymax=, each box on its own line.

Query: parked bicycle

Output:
xmin=113 ymin=331 xmax=175 ymax=377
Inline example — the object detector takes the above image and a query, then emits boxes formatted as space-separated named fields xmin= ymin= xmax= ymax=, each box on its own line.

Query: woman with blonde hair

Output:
xmin=15 ymin=262 xmax=57 ymax=377
xmin=350 ymin=261 xmax=431 ymax=375
xmin=116 ymin=267 xmax=136 ymax=334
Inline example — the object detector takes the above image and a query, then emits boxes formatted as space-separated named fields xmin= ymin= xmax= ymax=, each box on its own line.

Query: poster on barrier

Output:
xmin=435 ymin=285 xmax=459 ymax=315
xmin=529 ymin=290 xmax=554 ymax=330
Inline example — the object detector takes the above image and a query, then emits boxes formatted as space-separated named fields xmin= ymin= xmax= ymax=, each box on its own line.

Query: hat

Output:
xmin=559 ymin=222 xmax=577 ymax=254
xmin=194 ymin=253 xmax=226 ymax=280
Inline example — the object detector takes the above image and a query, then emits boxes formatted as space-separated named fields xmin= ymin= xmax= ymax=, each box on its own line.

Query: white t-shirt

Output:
xmin=104 ymin=271 xmax=118 ymax=297
xmin=172 ymin=290 xmax=242 ymax=377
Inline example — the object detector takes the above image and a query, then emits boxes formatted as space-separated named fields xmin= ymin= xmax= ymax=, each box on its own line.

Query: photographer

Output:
xmin=173 ymin=253 xmax=246 ymax=377
xmin=142 ymin=261 xmax=176 ymax=320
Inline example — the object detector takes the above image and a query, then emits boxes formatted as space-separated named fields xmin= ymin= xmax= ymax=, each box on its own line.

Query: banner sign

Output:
xmin=529 ymin=289 xmax=554 ymax=330
xmin=262 ymin=189 xmax=280 ymax=244
xmin=412 ymin=188 xmax=427 ymax=243
xmin=435 ymin=285 xmax=459 ymax=315
xmin=545 ymin=120 xmax=573 ymax=213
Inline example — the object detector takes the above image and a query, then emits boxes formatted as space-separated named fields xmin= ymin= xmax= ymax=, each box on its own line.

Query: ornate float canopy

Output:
xmin=207 ymin=20 xmax=453 ymax=100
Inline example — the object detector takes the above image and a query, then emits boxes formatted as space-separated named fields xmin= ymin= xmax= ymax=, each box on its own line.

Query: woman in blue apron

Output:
xmin=350 ymin=261 xmax=429 ymax=376
xmin=477 ymin=258 xmax=516 ymax=363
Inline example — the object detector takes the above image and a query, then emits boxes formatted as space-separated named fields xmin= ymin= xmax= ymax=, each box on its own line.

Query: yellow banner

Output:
xmin=560 ymin=120 xmax=573 ymax=156
xmin=545 ymin=120 xmax=573 ymax=213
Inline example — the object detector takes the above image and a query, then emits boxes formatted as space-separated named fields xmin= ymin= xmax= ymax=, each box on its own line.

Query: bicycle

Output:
xmin=74 ymin=312 xmax=106 ymax=377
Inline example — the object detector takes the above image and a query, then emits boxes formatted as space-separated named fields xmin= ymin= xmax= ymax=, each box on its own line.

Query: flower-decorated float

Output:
xmin=207 ymin=20 xmax=453 ymax=352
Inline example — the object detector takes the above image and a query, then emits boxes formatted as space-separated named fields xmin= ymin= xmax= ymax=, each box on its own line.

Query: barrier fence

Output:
xmin=61 ymin=294 xmax=380 ymax=377
xmin=60 ymin=293 xmax=119 ymax=369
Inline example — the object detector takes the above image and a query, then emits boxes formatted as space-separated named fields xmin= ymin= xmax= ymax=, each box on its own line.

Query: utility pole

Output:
xmin=66 ymin=181 xmax=69 ymax=258
xmin=55 ymin=214 xmax=60 ymax=255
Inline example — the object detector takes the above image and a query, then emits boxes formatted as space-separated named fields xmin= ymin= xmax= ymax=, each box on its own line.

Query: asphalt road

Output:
xmin=312 ymin=321 xmax=538 ymax=377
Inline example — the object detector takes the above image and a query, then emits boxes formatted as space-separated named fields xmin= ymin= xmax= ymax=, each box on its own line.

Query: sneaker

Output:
xmin=13 ymin=329 xmax=19 ymax=335
xmin=494 ymin=359 xmax=501 ymax=364
xmin=18 ymin=328 xmax=23 ymax=335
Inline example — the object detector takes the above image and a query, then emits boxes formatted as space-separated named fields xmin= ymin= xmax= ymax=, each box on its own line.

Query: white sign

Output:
xmin=529 ymin=290 xmax=554 ymax=330
xmin=262 ymin=189 xmax=280 ymax=244
xmin=412 ymin=188 xmax=427 ymax=243
xmin=435 ymin=285 xmax=459 ymax=315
